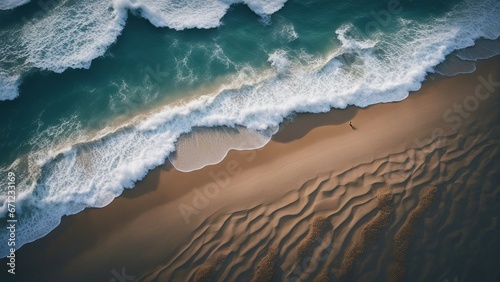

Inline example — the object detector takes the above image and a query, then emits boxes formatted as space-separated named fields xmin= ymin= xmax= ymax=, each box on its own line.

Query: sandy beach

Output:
xmin=2 ymin=56 xmax=498 ymax=281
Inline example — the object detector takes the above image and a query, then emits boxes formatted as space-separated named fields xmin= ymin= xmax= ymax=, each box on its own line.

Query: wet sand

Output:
xmin=2 ymin=56 xmax=498 ymax=281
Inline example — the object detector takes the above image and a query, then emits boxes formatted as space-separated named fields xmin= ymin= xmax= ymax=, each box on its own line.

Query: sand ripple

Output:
xmin=138 ymin=128 xmax=498 ymax=282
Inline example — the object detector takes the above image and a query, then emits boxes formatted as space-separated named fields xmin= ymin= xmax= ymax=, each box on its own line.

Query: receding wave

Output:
xmin=435 ymin=37 xmax=500 ymax=76
xmin=170 ymin=126 xmax=276 ymax=172
xmin=0 ymin=0 xmax=499 ymax=257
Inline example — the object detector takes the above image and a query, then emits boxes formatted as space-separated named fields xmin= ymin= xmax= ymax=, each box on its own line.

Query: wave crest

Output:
xmin=0 ymin=0 xmax=499 ymax=257
xmin=0 ymin=0 xmax=288 ymax=100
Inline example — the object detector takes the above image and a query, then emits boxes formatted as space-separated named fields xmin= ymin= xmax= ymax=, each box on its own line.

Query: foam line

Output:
xmin=0 ymin=0 xmax=499 ymax=258
xmin=0 ymin=0 xmax=288 ymax=101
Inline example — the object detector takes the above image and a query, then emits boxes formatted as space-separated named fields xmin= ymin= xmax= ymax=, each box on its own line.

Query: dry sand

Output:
xmin=2 ymin=57 xmax=498 ymax=282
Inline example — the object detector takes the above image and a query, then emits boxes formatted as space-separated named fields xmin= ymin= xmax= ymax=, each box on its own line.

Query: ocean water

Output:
xmin=0 ymin=0 xmax=499 ymax=256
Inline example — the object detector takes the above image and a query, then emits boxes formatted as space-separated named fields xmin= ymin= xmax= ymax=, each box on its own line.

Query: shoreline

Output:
xmin=2 ymin=56 xmax=499 ymax=281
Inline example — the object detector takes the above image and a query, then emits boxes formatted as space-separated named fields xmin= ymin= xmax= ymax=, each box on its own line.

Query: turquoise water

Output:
xmin=0 ymin=0 xmax=499 ymax=258
xmin=0 ymin=0 xmax=461 ymax=166
xmin=0 ymin=0 xmax=459 ymax=163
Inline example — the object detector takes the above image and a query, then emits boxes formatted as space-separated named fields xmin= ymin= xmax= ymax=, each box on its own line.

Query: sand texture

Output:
xmin=2 ymin=57 xmax=498 ymax=282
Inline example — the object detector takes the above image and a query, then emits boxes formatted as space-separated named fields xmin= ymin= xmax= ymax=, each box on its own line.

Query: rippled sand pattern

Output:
xmin=139 ymin=128 xmax=499 ymax=281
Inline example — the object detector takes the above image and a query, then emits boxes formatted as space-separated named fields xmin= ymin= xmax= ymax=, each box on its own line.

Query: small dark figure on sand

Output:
xmin=349 ymin=121 xmax=354 ymax=129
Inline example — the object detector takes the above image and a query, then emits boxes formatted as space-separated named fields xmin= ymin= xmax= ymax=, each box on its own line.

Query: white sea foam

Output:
xmin=0 ymin=0 xmax=288 ymax=101
xmin=280 ymin=23 xmax=298 ymax=42
xmin=129 ymin=0 xmax=288 ymax=29
xmin=0 ymin=27 xmax=26 ymax=100
xmin=0 ymin=74 xmax=20 ymax=100
xmin=0 ymin=0 xmax=30 ymax=10
xmin=20 ymin=0 xmax=128 ymax=73
xmin=268 ymin=49 xmax=291 ymax=75
xmin=1 ymin=0 xmax=500 ymax=257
